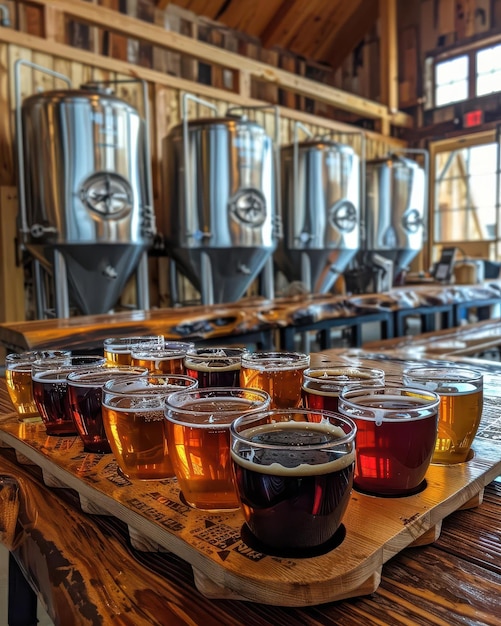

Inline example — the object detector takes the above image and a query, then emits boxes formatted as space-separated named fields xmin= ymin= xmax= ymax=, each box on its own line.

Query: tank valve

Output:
xmin=237 ymin=263 xmax=251 ymax=275
xmin=102 ymin=265 xmax=118 ymax=279
xmin=30 ymin=224 xmax=57 ymax=238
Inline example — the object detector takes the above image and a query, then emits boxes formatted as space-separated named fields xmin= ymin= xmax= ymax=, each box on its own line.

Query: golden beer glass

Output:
xmin=302 ymin=366 xmax=385 ymax=413
xmin=130 ymin=341 xmax=195 ymax=374
xmin=240 ymin=351 xmax=310 ymax=409
xmin=403 ymin=367 xmax=483 ymax=464
xmin=101 ymin=374 xmax=198 ymax=480
xmin=5 ymin=350 xmax=70 ymax=421
xmin=165 ymin=387 xmax=270 ymax=510
xmin=103 ymin=335 xmax=164 ymax=365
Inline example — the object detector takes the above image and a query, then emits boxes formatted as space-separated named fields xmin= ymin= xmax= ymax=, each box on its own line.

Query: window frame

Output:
xmin=426 ymin=34 xmax=501 ymax=109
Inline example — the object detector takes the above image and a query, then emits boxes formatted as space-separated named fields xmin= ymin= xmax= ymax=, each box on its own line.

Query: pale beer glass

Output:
xmin=403 ymin=367 xmax=483 ymax=464
xmin=101 ymin=374 xmax=198 ymax=479
xmin=240 ymin=351 xmax=310 ymax=409
xmin=131 ymin=341 xmax=195 ymax=374
xmin=165 ymin=387 xmax=270 ymax=510
xmin=103 ymin=335 xmax=164 ymax=365
xmin=5 ymin=350 xmax=70 ymax=420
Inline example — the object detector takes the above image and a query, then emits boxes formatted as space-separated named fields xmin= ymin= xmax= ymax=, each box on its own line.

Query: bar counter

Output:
xmin=1 ymin=282 xmax=500 ymax=354
xmin=1 ymin=350 xmax=500 ymax=625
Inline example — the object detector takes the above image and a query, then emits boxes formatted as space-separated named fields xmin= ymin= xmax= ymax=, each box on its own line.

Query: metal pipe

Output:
xmin=135 ymin=251 xmax=150 ymax=311
xmin=0 ymin=3 xmax=10 ymax=27
xmin=14 ymin=60 xmax=72 ymax=241
xmin=53 ymin=250 xmax=70 ymax=318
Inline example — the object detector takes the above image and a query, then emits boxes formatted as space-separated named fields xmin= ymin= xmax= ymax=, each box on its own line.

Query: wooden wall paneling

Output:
xmin=277 ymin=48 xmax=298 ymax=109
xmin=257 ymin=48 xmax=279 ymax=103
xmin=68 ymin=60 xmax=93 ymax=88
xmin=0 ymin=43 xmax=14 ymax=186
xmin=17 ymin=2 xmax=44 ymax=37
xmin=0 ymin=187 xmax=25 ymax=323
xmin=100 ymin=0 xmax=128 ymax=60
xmin=420 ymin=0 xmax=439 ymax=58
xmin=493 ymin=0 xmax=501 ymax=28
xmin=474 ymin=0 xmax=491 ymax=33
xmin=455 ymin=0 xmax=476 ymax=40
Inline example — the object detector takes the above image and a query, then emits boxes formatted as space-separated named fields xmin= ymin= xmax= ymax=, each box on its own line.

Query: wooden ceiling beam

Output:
xmin=379 ymin=0 xmax=398 ymax=113
xmin=259 ymin=0 xmax=322 ymax=49
xmin=318 ymin=0 xmax=378 ymax=68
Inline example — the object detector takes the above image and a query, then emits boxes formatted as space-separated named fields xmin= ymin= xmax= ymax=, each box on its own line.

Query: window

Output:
xmin=428 ymin=37 xmax=501 ymax=108
xmin=434 ymin=143 xmax=498 ymax=243
xmin=435 ymin=55 xmax=469 ymax=106
xmin=476 ymin=44 xmax=501 ymax=96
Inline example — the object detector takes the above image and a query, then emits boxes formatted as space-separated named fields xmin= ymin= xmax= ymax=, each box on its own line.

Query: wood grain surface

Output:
xmin=0 ymin=446 xmax=499 ymax=625
xmin=1 ymin=348 xmax=500 ymax=611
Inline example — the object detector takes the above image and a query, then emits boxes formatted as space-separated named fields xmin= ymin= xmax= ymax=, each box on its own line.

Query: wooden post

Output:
xmin=379 ymin=0 xmax=398 ymax=114
xmin=0 ymin=187 xmax=26 ymax=323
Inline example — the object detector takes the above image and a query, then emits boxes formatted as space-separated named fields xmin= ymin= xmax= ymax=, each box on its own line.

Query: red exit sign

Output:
xmin=463 ymin=110 xmax=484 ymax=127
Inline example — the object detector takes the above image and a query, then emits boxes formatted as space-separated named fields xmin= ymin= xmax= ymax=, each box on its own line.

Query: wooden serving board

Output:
xmin=0 ymin=414 xmax=500 ymax=607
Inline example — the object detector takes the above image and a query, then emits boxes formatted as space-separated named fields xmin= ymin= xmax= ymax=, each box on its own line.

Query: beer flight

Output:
xmin=4 ymin=336 xmax=484 ymax=553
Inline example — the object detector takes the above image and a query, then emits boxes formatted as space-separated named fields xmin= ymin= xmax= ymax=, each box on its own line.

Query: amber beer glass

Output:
xmin=184 ymin=347 xmax=246 ymax=387
xmin=103 ymin=335 xmax=164 ymax=365
xmin=67 ymin=366 xmax=148 ymax=453
xmin=240 ymin=351 xmax=310 ymax=409
xmin=402 ymin=367 xmax=483 ymax=464
xmin=131 ymin=341 xmax=195 ymax=374
xmin=338 ymin=386 xmax=440 ymax=496
xmin=302 ymin=366 xmax=385 ymax=412
xmin=101 ymin=374 xmax=197 ymax=480
xmin=5 ymin=350 xmax=70 ymax=421
xmin=165 ymin=387 xmax=270 ymax=510
xmin=230 ymin=408 xmax=356 ymax=551
xmin=32 ymin=355 xmax=106 ymax=435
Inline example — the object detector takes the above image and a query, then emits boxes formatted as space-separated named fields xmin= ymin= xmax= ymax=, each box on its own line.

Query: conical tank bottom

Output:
xmin=277 ymin=248 xmax=358 ymax=294
xmin=171 ymin=247 xmax=274 ymax=303
xmin=56 ymin=243 xmax=148 ymax=315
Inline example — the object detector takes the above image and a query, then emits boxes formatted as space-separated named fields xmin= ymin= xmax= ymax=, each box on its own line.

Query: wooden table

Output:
xmin=363 ymin=318 xmax=501 ymax=359
xmin=1 ymin=350 xmax=500 ymax=625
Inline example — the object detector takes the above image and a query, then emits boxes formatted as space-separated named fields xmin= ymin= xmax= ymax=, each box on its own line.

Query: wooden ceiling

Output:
xmin=154 ymin=0 xmax=380 ymax=69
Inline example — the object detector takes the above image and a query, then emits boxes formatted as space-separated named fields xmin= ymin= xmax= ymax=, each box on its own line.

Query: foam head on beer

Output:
xmin=230 ymin=408 xmax=356 ymax=550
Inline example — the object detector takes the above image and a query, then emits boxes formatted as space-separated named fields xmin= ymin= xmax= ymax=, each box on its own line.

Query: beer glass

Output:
xmin=165 ymin=387 xmax=270 ymax=510
xmin=32 ymin=355 xmax=106 ymax=435
xmin=130 ymin=341 xmax=195 ymax=374
xmin=302 ymin=366 xmax=385 ymax=412
xmin=184 ymin=346 xmax=246 ymax=387
xmin=402 ymin=367 xmax=483 ymax=464
xmin=338 ymin=386 xmax=440 ymax=496
xmin=5 ymin=350 xmax=70 ymax=420
xmin=103 ymin=335 xmax=164 ymax=365
xmin=102 ymin=374 xmax=198 ymax=480
xmin=230 ymin=408 xmax=356 ymax=550
xmin=67 ymin=366 xmax=148 ymax=453
xmin=240 ymin=351 xmax=310 ymax=409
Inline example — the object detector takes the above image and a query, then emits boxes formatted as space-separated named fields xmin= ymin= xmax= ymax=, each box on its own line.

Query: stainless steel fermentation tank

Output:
xmin=275 ymin=124 xmax=361 ymax=293
xmin=356 ymin=150 xmax=428 ymax=291
xmin=163 ymin=94 xmax=280 ymax=305
xmin=15 ymin=60 xmax=156 ymax=318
